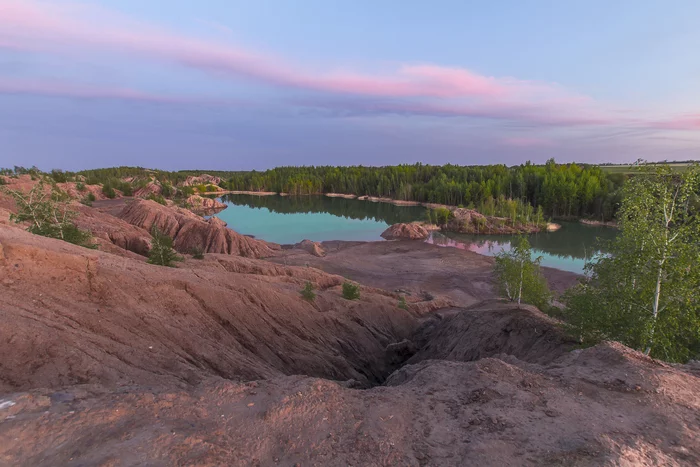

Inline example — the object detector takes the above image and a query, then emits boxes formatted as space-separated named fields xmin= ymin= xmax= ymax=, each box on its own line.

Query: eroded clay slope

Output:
xmin=0 ymin=225 xmax=423 ymax=392
xmin=118 ymin=198 xmax=275 ymax=257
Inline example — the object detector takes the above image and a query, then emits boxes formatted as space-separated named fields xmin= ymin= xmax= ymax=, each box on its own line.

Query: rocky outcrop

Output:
xmin=381 ymin=223 xmax=430 ymax=240
xmin=118 ymin=199 xmax=273 ymax=257
xmin=445 ymin=208 xmax=541 ymax=235
xmin=186 ymin=194 xmax=227 ymax=212
xmin=133 ymin=180 xmax=162 ymax=198
xmin=180 ymin=174 xmax=222 ymax=187
xmin=294 ymin=239 xmax=326 ymax=257
xmin=73 ymin=203 xmax=152 ymax=256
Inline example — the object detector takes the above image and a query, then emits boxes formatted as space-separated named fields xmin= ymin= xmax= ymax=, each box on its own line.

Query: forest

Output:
xmin=221 ymin=160 xmax=624 ymax=221
xmin=6 ymin=160 xmax=625 ymax=221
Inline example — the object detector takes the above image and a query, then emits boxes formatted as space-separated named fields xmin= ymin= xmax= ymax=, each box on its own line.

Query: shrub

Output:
xmin=102 ymin=183 xmax=116 ymax=199
xmin=161 ymin=183 xmax=174 ymax=198
xmin=87 ymin=192 xmax=96 ymax=202
xmin=76 ymin=181 xmax=86 ymax=191
xmin=179 ymin=185 xmax=195 ymax=197
xmin=80 ymin=196 xmax=93 ymax=206
xmin=147 ymin=227 xmax=183 ymax=267
xmin=3 ymin=181 xmax=95 ymax=249
xmin=398 ymin=295 xmax=408 ymax=310
xmin=432 ymin=207 xmax=453 ymax=226
xmin=190 ymin=246 xmax=205 ymax=260
xmin=300 ymin=281 xmax=316 ymax=301
xmin=342 ymin=281 xmax=360 ymax=300
xmin=0 ymin=176 xmax=6 ymax=186
xmin=147 ymin=193 xmax=167 ymax=205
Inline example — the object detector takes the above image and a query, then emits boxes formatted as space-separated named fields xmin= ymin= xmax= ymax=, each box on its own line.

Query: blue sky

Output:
xmin=0 ymin=0 xmax=698 ymax=170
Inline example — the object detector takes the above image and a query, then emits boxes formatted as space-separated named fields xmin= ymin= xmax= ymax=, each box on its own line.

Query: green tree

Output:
xmin=147 ymin=226 xmax=183 ymax=267
xmin=564 ymin=163 xmax=700 ymax=362
xmin=342 ymin=281 xmax=361 ymax=300
xmin=3 ymin=181 xmax=95 ymax=248
xmin=300 ymin=281 xmax=316 ymax=301
xmin=494 ymin=237 xmax=550 ymax=309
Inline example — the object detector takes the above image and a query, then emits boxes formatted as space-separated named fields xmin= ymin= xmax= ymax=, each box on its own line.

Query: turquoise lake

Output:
xmin=213 ymin=194 xmax=617 ymax=273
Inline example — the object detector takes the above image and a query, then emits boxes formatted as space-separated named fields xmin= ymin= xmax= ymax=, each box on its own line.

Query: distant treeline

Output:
xmin=222 ymin=161 xmax=624 ymax=221
xmin=8 ymin=160 xmax=625 ymax=221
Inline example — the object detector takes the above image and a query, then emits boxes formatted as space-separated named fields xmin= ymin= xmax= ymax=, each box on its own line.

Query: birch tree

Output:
xmin=564 ymin=163 xmax=700 ymax=362
xmin=494 ymin=237 xmax=551 ymax=309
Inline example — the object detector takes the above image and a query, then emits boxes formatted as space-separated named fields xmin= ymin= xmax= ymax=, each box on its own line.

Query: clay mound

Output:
xmin=381 ymin=223 xmax=429 ymax=240
xmin=118 ymin=199 xmax=273 ymax=257
xmin=186 ymin=194 xmax=227 ymax=211
xmin=180 ymin=174 xmax=222 ymax=187
xmin=294 ymin=239 xmax=326 ymax=257
xmin=0 ymin=224 xmax=418 ymax=392
xmin=447 ymin=208 xmax=540 ymax=235
xmin=408 ymin=301 xmax=577 ymax=365
xmin=133 ymin=180 xmax=162 ymax=198
xmin=73 ymin=203 xmax=152 ymax=256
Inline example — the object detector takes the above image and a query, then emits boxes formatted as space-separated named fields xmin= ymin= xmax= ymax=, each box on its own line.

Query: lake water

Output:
xmin=213 ymin=194 xmax=616 ymax=273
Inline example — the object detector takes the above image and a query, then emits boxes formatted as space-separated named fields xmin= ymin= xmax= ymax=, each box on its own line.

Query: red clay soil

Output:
xmin=118 ymin=198 xmax=275 ymax=257
xmin=1 ymin=211 xmax=699 ymax=465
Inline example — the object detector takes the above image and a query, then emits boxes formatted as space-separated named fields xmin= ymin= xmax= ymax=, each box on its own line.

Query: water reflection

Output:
xmin=220 ymin=194 xmax=427 ymax=225
xmin=427 ymin=223 xmax=617 ymax=274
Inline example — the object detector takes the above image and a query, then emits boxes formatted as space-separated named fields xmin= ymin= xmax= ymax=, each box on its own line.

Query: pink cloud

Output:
xmin=0 ymin=0 xmax=589 ymax=104
xmin=0 ymin=0 xmax=696 ymax=134
xmin=650 ymin=114 xmax=700 ymax=131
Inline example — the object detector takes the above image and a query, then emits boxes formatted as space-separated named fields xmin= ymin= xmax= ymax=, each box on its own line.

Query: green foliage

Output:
xmin=147 ymin=227 xmax=183 ymax=267
xmin=178 ymin=185 xmax=195 ymax=197
xmin=494 ymin=237 xmax=551 ymax=309
xmin=398 ymin=295 xmax=408 ymax=310
xmin=0 ymin=176 xmax=6 ymax=186
xmin=160 ymin=183 xmax=174 ymax=198
xmin=431 ymin=207 xmax=453 ymax=226
xmin=342 ymin=281 xmax=361 ymax=300
xmin=300 ymin=281 xmax=316 ymax=301
xmin=190 ymin=246 xmax=205 ymax=260
xmin=220 ymin=161 xmax=623 ymax=221
xmin=3 ymin=181 xmax=95 ymax=249
xmin=146 ymin=193 xmax=167 ymax=205
xmin=564 ymin=163 xmax=700 ymax=362
xmin=49 ymin=169 xmax=69 ymax=183
xmin=102 ymin=182 xmax=116 ymax=199
xmin=76 ymin=181 xmax=86 ymax=191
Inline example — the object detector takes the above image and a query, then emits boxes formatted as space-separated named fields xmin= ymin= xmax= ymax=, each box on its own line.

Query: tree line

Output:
xmin=221 ymin=160 xmax=624 ymax=221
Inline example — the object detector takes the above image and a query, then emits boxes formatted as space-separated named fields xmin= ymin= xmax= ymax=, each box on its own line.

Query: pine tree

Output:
xmin=147 ymin=226 xmax=183 ymax=267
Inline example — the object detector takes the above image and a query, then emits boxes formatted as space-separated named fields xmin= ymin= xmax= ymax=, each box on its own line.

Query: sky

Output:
xmin=0 ymin=0 xmax=699 ymax=171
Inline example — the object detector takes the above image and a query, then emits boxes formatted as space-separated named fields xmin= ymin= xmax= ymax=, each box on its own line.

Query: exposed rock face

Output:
xmin=180 ymin=174 xmax=222 ymax=187
xmin=186 ymin=194 xmax=227 ymax=211
xmin=72 ymin=203 xmax=152 ymax=256
xmin=381 ymin=223 xmax=430 ymax=240
xmin=133 ymin=180 xmax=162 ymax=198
xmin=118 ymin=199 xmax=274 ymax=257
xmin=294 ymin=239 xmax=326 ymax=257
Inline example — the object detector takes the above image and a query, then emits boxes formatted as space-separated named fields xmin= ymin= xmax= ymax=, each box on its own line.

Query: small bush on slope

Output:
xmin=342 ymin=282 xmax=360 ymax=300
xmin=147 ymin=227 xmax=183 ymax=267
